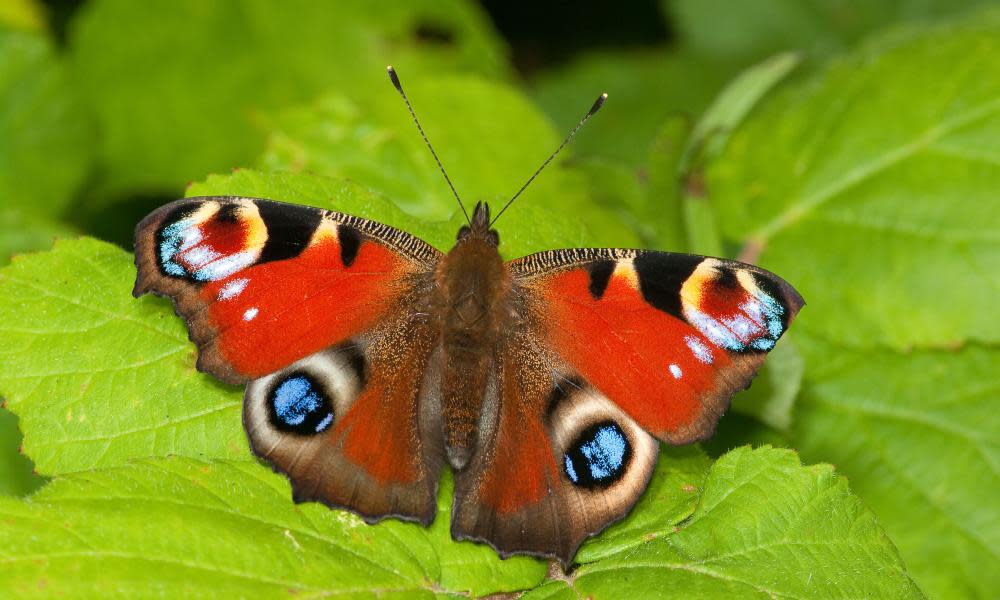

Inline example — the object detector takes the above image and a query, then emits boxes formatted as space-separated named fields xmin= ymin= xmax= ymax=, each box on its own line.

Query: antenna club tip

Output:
xmin=588 ymin=92 xmax=608 ymax=117
xmin=387 ymin=66 xmax=403 ymax=92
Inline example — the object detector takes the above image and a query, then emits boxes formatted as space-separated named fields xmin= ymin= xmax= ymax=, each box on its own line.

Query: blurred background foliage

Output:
xmin=0 ymin=1 xmax=997 ymax=598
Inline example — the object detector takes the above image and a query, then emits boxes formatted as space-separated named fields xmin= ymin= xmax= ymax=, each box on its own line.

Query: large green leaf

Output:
xmin=0 ymin=444 xmax=918 ymax=597
xmin=259 ymin=76 xmax=640 ymax=250
xmin=68 ymin=0 xmax=509 ymax=199
xmin=0 ymin=238 xmax=245 ymax=476
xmin=525 ymin=447 xmax=922 ymax=599
xmin=702 ymin=11 xmax=1000 ymax=598
xmin=708 ymin=11 xmax=1000 ymax=349
xmin=794 ymin=337 xmax=999 ymax=599
xmin=0 ymin=457 xmax=545 ymax=598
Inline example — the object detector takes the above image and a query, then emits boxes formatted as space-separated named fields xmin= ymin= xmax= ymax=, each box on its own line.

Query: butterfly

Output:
xmin=133 ymin=67 xmax=803 ymax=567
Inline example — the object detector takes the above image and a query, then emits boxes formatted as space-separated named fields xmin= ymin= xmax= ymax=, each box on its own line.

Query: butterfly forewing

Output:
xmin=133 ymin=197 xmax=440 ymax=383
xmin=510 ymin=248 xmax=803 ymax=444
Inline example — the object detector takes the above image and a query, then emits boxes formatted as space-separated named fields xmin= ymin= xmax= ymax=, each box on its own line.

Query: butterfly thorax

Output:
xmin=435 ymin=202 xmax=509 ymax=469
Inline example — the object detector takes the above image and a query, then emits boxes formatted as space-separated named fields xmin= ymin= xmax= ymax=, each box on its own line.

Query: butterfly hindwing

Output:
xmin=133 ymin=196 xmax=441 ymax=384
xmin=244 ymin=313 xmax=444 ymax=524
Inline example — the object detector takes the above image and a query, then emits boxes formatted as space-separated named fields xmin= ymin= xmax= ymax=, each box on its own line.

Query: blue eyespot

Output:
xmin=563 ymin=421 xmax=631 ymax=488
xmin=268 ymin=374 xmax=334 ymax=435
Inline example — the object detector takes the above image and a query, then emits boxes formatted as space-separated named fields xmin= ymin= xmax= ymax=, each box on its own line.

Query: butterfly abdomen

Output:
xmin=436 ymin=224 xmax=511 ymax=470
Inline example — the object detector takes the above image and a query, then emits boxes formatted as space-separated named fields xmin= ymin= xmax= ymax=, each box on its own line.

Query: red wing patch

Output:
xmin=198 ymin=233 xmax=409 ymax=378
xmin=337 ymin=378 xmax=423 ymax=485
xmin=473 ymin=368 xmax=559 ymax=513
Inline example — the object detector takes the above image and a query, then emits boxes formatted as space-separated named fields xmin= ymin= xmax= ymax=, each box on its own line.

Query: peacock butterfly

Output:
xmin=133 ymin=67 xmax=803 ymax=567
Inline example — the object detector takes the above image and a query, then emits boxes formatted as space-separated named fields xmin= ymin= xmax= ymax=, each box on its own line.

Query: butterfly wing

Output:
xmin=452 ymin=249 xmax=803 ymax=565
xmin=512 ymin=249 xmax=803 ymax=444
xmin=242 ymin=312 xmax=444 ymax=523
xmin=134 ymin=196 xmax=445 ymax=522
xmin=134 ymin=196 xmax=440 ymax=384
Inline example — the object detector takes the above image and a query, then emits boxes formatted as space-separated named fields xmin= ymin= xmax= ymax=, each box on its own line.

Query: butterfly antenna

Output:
xmin=387 ymin=65 xmax=471 ymax=225
xmin=490 ymin=92 xmax=607 ymax=226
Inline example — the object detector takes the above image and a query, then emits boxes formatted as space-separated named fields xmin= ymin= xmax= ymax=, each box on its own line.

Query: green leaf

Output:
xmin=700 ymin=12 xmax=1000 ymax=598
xmin=0 ymin=457 xmax=545 ymax=597
xmin=667 ymin=0 xmax=995 ymax=65
xmin=0 ymin=238 xmax=245 ymax=476
xmin=575 ymin=446 xmax=712 ymax=563
xmin=794 ymin=337 xmax=999 ymax=599
xmin=69 ymin=0 xmax=510 ymax=198
xmin=531 ymin=48 xmax=730 ymax=166
xmin=526 ymin=447 xmax=922 ymax=599
xmin=682 ymin=52 xmax=800 ymax=172
xmin=707 ymin=10 xmax=1000 ymax=349
xmin=0 ymin=27 xmax=92 ymax=228
xmin=257 ymin=78 xmax=641 ymax=250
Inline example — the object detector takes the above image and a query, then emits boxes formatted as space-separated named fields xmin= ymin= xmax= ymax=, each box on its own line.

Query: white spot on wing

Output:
xmin=243 ymin=307 xmax=259 ymax=321
xmin=685 ymin=335 xmax=714 ymax=364
xmin=669 ymin=364 xmax=683 ymax=379
xmin=218 ymin=278 xmax=250 ymax=300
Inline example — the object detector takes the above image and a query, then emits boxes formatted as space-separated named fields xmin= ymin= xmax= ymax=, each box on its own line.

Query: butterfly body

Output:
xmin=134 ymin=195 xmax=803 ymax=566
xmin=436 ymin=203 xmax=508 ymax=469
